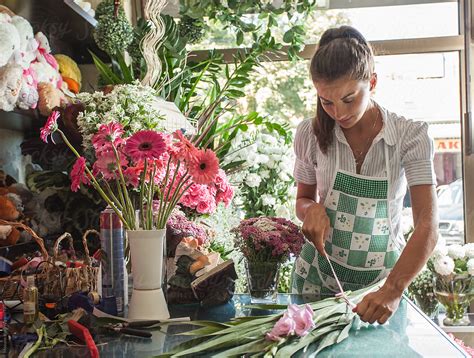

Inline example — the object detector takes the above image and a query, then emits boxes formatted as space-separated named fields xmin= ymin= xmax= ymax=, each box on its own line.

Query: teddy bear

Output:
xmin=31 ymin=32 xmax=62 ymax=90
xmin=54 ymin=54 xmax=82 ymax=94
xmin=0 ymin=63 xmax=22 ymax=111
xmin=0 ymin=19 xmax=20 ymax=67
xmin=10 ymin=15 xmax=40 ymax=110
xmin=37 ymin=81 xmax=66 ymax=116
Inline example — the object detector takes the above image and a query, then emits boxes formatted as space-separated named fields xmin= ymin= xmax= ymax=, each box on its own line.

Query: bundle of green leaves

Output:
xmin=159 ymin=282 xmax=383 ymax=357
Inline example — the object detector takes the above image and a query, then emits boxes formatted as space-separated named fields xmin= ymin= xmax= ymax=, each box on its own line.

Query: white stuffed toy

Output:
xmin=31 ymin=32 xmax=62 ymax=89
xmin=0 ymin=21 xmax=20 ymax=67
xmin=0 ymin=64 xmax=22 ymax=111
xmin=11 ymin=15 xmax=36 ymax=69
xmin=10 ymin=15 xmax=39 ymax=109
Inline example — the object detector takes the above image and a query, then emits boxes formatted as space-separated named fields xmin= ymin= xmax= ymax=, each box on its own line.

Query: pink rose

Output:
xmin=288 ymin=304 xmax=315 ymax=337
xmin=265 ymin=313 xmax=295 ymax=341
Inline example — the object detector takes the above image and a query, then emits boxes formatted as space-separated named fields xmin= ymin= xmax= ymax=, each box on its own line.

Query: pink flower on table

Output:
xmin=189 ymin=149 xmax=219 ymax=185
xmin=70 ymin=157 xmax=90 ymax=192
xmin=124 ymin=130 xmax=167 ymax=162
xmin=288 ymin=304 xmax=315 ymax=337
xmin=266 ymin=314 xmax=296 ymax=341
xmin=93 ymin=150 xmax=128 ymax=180
xmin=92 ymin=122 xmax=125 ymax=153
xmin=40 ymin=110 xmax=60 ymax=143
xmin=265 ymin=304 xmax=315 ymax=342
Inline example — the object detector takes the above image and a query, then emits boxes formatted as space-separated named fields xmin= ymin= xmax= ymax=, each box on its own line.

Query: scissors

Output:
xmin=324 ymin=253 xmax=356 ymax=309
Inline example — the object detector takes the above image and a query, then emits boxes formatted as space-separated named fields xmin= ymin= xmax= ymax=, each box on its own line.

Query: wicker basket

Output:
xmin=0 ymin=219 xmax=49 ymax=301
xmin=0 ymin=221 xmax=99 ymax=301
xmin=43 ymin=230 xmax=100 ymax=297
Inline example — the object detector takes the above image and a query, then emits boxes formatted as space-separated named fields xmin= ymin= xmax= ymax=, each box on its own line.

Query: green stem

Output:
xmin=112 ymin=145 xmax=135 ymax=229
xmin=58 ymin=130 xmax=129 ymax=228
xmin=157 ymin=157 xmax=172 ymax=229
xmin=139 ymin=159 xmax=148 ymax=229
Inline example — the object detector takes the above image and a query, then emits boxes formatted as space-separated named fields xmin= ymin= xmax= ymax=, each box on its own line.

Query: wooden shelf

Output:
xmin=0 ymin=109 xmax=41 ymax=132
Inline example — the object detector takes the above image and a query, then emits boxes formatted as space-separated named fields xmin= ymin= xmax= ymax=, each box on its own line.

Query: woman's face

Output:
xmin=314 ymin=75 xmax=373 ymax=129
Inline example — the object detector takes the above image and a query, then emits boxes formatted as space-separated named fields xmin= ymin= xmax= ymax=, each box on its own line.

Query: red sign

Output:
xmin=435 ymin=139 xmax=461 ymax=152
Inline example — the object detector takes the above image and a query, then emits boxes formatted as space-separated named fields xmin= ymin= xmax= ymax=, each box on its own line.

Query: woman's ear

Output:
xmin=370 ymin=73 xmax=378 ymax=91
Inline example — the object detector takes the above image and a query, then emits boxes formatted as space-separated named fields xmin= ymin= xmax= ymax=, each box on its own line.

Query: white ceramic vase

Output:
xmin=127 ymin=229 xmax=170 ymax=320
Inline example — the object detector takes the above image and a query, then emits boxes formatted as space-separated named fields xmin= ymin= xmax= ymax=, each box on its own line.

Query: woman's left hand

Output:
xmin=352 ymin=285 xmax=402 ymax=324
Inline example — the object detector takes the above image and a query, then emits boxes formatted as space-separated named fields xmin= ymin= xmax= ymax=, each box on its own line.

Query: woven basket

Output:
xmin=43 ymin=230 xmax=100 ymax=297
xmin=0 ymin=222 xmax=99 ymax=301
xmin=0 ymin=219 xmax=49 ymax=301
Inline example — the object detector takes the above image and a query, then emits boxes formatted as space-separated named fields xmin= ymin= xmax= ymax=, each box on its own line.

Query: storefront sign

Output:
xmin=435 ymin=139 xmax=461 ymax=152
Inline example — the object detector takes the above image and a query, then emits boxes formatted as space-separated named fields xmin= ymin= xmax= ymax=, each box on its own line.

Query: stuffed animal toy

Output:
xmin=11 ymin=15 xmax=36 ymax=68
xmin=0 ymin=5 xmax=15 ymax=17
xmin=31 ymin=32 xmax=62 ymax=90
xmin=0 ymin=20 xmax=20 ymax=67
xmin=54 ymin=54 xmax=82 ymax=94
xmin=0 ymin=64 xmax=22 ymax=111
xmin=37 ymin=81 xmax=65 ymax=116
xmin=0 ymin=193 xmax=21 ymax=247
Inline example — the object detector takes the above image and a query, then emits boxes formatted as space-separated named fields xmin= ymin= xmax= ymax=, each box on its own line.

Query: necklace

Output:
xmin=352 ymin=106 xmax=380 ymax=167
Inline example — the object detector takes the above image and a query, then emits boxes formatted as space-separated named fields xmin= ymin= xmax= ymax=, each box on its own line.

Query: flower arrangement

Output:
xmin=226 ymin=129 xmax=296 ymax=219
xmin=40 ymin=111 xmax=223 ymax=230
xmin=75 ymin=83 xmax=167 ymax=150
xmin=427 ymin=243 xmax=474 ymax=325
xmin=232 ymin=216 xmax=305 ymax=263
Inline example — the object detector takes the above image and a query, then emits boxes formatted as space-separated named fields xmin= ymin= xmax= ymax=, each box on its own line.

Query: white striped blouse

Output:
xmin=293 ymin=101 xmax=437 ymax=249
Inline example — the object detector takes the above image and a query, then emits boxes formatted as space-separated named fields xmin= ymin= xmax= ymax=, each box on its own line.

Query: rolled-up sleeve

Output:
xmin=293 ymin=119 xmax=318 ymax=185
xmin=401 ymin=120 xmax=437 ymax=187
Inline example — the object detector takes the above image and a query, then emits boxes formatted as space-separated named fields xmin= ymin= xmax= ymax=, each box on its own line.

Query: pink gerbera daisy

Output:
xmin=189 ymin=149 xmax=219 ymax=185
xmin=70 ymin=157 xmax=90 ymax=192
xmin=92 ymin=122 xmax=125 ymax=153
xmin=93 ymin=150 xmax=128 ymax=180
xmin=171 ymin=130 xmax=198 ymax=162
xmin=40 ymin=111 xmax=60 ymax=143
xmin=124 ymin=130 xmax=167 ymax=163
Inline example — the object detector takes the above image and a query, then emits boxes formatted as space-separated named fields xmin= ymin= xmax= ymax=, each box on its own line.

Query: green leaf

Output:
xmin=312 ymin=329 xmax=342 ymax=356
xmin=236 ymin=30 xmax=244 ymax=45
xmin=212 ymin=338 xmax=271 ymax=357
xmin=283 ymin=29 xmax=294 ymax=43
xmin=89 ymin=50 xmax=121 ymax=84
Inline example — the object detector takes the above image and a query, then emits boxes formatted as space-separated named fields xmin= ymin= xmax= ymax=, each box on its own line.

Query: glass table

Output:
xmin=11 ymin=294 xmax=468 ymax=357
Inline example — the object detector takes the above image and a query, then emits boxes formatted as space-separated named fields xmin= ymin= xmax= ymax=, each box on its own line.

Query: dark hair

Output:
xmin=310 ymin=26 xmax=375 ymax=154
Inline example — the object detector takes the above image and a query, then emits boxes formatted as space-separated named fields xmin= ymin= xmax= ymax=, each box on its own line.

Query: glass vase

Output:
xmin=413 ymin=293 xmax=439 ymax=320
xmin=433 ymin=273 xmax=472 ymax=326
xmin=245 ymin=260 xmax=280 ymax=304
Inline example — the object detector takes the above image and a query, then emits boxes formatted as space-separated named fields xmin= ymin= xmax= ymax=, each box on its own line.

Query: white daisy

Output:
xmin=433 ymin=256 xmax=455 ymax=276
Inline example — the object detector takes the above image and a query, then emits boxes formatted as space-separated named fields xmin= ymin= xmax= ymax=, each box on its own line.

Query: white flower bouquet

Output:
xmin=225 ymin=129 xmax=296 ymax=219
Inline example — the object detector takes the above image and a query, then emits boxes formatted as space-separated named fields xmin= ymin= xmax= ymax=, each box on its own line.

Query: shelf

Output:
xmin=0 ymin=109 xmax=41 ymax=132
xmin=438 ymin=314 xmax=474 ymax=333
xmin=64 ymin=0 xmax=97 ymax=27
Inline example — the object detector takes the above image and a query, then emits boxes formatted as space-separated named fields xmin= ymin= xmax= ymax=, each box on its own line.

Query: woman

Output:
xmin=291 ymin=26 xmax=438 ymax=324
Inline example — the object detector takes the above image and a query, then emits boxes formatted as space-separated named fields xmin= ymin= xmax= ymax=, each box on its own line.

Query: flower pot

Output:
xmin=245 ymin=260 xmax=280 ymax=304
xmin=127 ymin=229 xmax=169 ymax=320
xmin=434 ymin=273 xmax=472 ymax=326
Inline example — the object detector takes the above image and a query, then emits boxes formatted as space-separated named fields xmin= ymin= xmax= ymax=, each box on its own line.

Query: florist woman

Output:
xmin=291 ymin=26 xmax=438 ymax=325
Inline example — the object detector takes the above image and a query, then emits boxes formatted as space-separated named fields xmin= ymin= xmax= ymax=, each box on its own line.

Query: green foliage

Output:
xmin=180 ymin=0 xmax=317 ymax=60
xmin=93 ymin=12 xmax=134 ymax=56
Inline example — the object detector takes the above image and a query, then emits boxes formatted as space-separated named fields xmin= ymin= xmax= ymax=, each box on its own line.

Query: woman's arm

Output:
xmin=296 ymin=182 xmax=331 ymax=255
xmin=355 ymin=184 xmax=438 ymax=324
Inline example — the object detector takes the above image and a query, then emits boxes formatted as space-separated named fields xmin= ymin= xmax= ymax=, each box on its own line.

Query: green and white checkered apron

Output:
xmin=292 ymin=139 xmax=401 ymax=295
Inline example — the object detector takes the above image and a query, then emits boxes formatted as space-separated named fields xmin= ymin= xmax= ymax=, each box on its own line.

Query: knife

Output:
xmin=324 ymin=253 xmax=356 ymax=308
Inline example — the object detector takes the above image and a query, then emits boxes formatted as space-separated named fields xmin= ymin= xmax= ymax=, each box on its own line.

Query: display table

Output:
xmin=13 ymin=294 xmax=468 ymax=357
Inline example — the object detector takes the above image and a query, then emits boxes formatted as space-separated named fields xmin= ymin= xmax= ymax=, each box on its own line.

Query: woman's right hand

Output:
xmin=301 ymin=202 xmax=331 ymax=256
